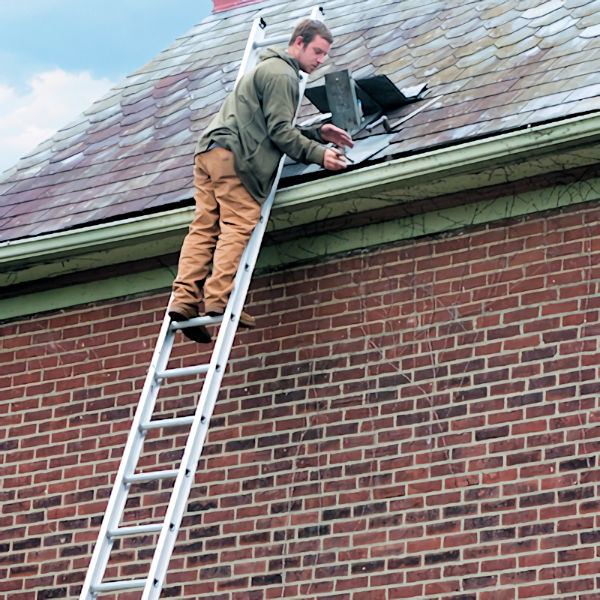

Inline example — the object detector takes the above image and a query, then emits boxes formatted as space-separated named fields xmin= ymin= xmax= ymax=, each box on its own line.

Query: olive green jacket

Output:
xmin=195 ymin=47 xmax=326 ymax=204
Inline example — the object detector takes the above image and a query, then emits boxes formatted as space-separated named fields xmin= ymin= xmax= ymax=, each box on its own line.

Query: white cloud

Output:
xmin=0 ymin=69 xmax=115 ymax=173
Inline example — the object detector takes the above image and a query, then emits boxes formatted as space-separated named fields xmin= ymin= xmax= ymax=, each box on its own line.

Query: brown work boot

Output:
xmin=205 ymin=305 xmax=256 ymax=329
xmin=168 ymin=308 xmax=211 ymax=344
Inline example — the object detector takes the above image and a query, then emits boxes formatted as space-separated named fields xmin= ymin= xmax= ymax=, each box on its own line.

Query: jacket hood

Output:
xmin=260 ymin=46 xmax=300 ymax=74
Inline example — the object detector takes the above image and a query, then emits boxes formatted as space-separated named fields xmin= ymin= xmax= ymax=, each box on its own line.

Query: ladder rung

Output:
xmin=255 ymin=35 xmax=288 ymax=48
xmin=155 ymin=364 xmax=209 ymax=379
xmin=108 ymin=523 xmax=163 ymax=538
xmin=169 ymin=315 xmax=220 ymax=330
xmin=140 ymin=416 xmax=195 ymax=431
xmin=91 ymin=578 xmax=146 ymax=592
xmin=124 ymin=469 xmax=179 ymax=484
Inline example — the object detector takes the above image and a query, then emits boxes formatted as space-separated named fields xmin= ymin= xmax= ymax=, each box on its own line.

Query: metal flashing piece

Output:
xmin=325 ymin=69 xmax=363 ymax=132
xmin=283 ymin=133 xmax=396 ymax=177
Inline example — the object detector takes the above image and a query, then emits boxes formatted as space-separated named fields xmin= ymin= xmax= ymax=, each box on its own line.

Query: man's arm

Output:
xmin=261 ymin=72 xmax=323 ymax=164
xmin=260 ymin=73 xmax=350 ymax=171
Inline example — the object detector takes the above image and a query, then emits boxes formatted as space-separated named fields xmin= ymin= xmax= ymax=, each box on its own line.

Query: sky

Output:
xmin=0 ymin=0 xmax=213 ymax=173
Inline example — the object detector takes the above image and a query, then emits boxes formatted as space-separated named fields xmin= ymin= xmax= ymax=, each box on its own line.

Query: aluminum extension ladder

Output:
xmin=79 ymin=5 xmax=324 ymax=599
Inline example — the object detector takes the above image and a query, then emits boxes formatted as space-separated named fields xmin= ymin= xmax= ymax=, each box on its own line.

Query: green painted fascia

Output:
xmin=0 ymin=207 xmax=192 ymax=273
xmin=259 ymin=172 xmax=600 ymax=268
xmin=0 ymin=268 xmax=173 ymax=320
xmin=3 ymin=172 xmax=599 ymax=321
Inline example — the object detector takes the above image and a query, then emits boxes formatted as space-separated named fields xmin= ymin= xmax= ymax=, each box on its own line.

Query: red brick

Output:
xmin=517 ymin=583 xmax=555 ymax=598
xmin=481 ymin=590 xmax=516 ymax=600
xmin=389 ymin=584 xmax=423 ymax=599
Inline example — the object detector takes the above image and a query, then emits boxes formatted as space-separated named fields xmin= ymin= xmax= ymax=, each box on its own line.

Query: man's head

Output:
xmin=287 ymin=19 xmax=333 ymax=74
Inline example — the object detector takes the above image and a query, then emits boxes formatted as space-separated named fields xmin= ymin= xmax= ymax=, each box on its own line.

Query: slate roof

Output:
xmin=2 ymin=0 xmax=600 ymax=243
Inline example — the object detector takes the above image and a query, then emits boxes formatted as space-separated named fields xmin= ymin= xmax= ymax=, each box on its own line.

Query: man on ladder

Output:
xmin=79 ymin=12 xmax=352 ymax=600
xmin=169 ymin=18 xmax=354 ymax=343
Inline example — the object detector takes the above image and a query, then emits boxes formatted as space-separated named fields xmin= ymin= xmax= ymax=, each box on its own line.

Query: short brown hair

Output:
xmin=289 ymin=19 xmax=333 ymax=47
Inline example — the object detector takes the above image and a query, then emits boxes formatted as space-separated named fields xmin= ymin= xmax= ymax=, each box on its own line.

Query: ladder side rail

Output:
xmin=79 ymin=313 xmax=176 ymax=599
xmin=142 ymin=8 xmax=322 ymax=595
xmin=235 ymin=16 xmax=266 ymax=86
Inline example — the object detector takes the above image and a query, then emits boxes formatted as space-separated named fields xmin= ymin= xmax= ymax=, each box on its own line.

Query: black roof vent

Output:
xmin=306 ymin=70 xmax=427 ymax=134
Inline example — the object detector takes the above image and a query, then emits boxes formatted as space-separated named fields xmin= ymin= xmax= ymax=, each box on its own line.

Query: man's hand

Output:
xmin=320 ymin=123 xmax=354 ymax=149
xmin=323 ymin=147 xmax=349 ymax=170
xmin=321 ymin=123 xmax=354 ymax=170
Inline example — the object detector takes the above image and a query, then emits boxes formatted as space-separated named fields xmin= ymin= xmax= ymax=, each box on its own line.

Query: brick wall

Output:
xmin=2 ymin=200 xmax=600 ymax=600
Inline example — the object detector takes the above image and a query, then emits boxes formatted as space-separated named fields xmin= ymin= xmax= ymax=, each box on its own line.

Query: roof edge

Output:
xmin=2 ymin=111 xmax=600 ymax=286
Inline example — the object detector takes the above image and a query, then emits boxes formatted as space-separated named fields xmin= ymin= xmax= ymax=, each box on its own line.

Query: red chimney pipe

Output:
xmin=213 ymin=0 xmax=263 ymax=12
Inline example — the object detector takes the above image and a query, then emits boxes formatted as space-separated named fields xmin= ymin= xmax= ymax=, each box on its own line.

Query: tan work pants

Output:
xmin=171 ymin=147 xmax=261 ymax=318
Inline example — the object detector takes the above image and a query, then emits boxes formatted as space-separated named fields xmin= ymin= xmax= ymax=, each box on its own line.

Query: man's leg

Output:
xmin=202 ymin=148 xmax=261 ymax=321
xmin=171 ymin=152 xmax=220 ymax=319
xmin=170 ymin=152 xmax=221 ymax=343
